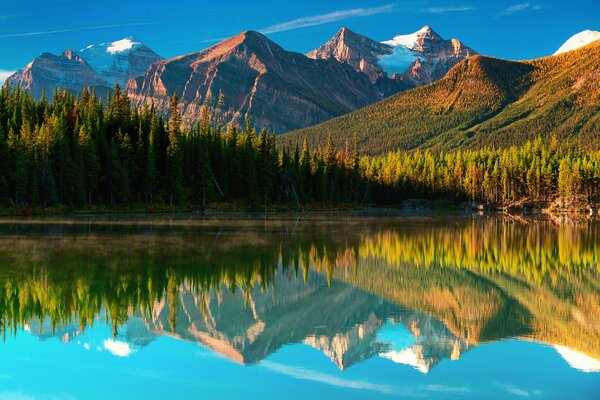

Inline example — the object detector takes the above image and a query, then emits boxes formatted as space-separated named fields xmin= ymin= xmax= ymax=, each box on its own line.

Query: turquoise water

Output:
xmin=0 ymin=216 xmax=598 ymax=399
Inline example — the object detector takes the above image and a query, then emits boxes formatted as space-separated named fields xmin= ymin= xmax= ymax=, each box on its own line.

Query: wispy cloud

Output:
xmin=0 ymin=22 xmax=153 ymax=39
xmin=0 ymin=70 xmax=15 ymax=85
xmin=497 ymin=383 xmax=543 ymax=397
xmin=260 ymin=361 xmax=396 ymax=394
xmin=259 ymin=4 xmax=397 ymax=34
xmin=0 ymin=392 xmax=35 ymax=400
xmin=424 ymin=6 xmax=473 ymax=14
xmin=498 ymin=3 xmax=541 ymax=16
xmin=424 ymin=384 xmax=472 ymax=394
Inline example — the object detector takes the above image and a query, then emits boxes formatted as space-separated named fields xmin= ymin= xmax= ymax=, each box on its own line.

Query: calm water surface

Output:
xmin=0 ymin=215 xmax=598 ymax=399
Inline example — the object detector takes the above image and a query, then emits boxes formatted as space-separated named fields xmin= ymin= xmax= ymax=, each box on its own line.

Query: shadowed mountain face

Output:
xmin=7 ymin=50 xmax=111 ymax=99
xmin=126 ymin=31 xmax=383 ymax=133
xmin=0 ymin=216 xmax=598 ymax=373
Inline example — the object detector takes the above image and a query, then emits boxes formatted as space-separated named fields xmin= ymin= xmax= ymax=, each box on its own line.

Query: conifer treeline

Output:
xmin=0 ymin=84 xmax=598 ymax=209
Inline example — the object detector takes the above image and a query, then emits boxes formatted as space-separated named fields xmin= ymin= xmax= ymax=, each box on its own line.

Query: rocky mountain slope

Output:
xmin=7 ymin=38 xmax=161 ymax=99
xmin=307 ymin=27 xmax=394 ymax=84
xmin=282 ymin=39 xmax=600 ymax=153
xmin=126 ymin=31 xmax=383 ymax=133
xmin=308 ymin=25 xmax=477 ymax=89
xmin=6 ymin=50 xmax=110 ymax=99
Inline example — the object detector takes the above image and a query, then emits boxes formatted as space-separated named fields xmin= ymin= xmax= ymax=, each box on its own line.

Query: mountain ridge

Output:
xmin=280 ymin=40 xmax=600 ymax=153
xmin=7 ymin=27 xmax=476 ymax=133
xmin=126 ymin=30 xmax=385 ymax=133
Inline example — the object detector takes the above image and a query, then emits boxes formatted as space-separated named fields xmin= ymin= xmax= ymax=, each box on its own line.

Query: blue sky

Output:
xmin=2 ymin=322 xmax=599 ymax=399
xmin=0 ymin=0 xmax=599 ymax=82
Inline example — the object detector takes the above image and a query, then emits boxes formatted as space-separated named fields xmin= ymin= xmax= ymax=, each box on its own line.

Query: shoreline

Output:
xmin=0 ymin=201 xmax=597 ymax=221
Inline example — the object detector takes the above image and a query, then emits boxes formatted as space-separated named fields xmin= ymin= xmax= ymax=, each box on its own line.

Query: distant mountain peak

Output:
xmin=554 ymin=30 xmax=600 ymax=55
xmin=9 ymin=37 xmax=162 ymax=98
xmin=78 ymin=37 xmax=162 ymax=86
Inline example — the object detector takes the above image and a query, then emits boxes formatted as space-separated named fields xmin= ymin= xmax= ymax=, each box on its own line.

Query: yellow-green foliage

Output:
xmin=281 ymin=41 xmax=600 ymax=154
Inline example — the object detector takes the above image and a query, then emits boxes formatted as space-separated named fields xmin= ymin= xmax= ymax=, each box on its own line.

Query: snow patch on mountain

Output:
xmin=554 ymin=30 xmax=600 ymax=55
xmin=107 ymin=38 xmax=140 ymax=54
xmin=377 ymin=26 xmax=436 ymax=76
xmin=553 ymin=345 xmax=600 ymax=372
xmin=378 ymin=46 xmax=419 ymax=76
xmin=382 ymin=26 xmax=431 ymax=50
xmin=380 ymin=348 xmax=432 ymax=373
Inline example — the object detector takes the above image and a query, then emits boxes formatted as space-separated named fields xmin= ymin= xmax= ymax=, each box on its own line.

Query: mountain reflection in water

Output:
xmin=0 ymin=216 xmax=599 ymax=379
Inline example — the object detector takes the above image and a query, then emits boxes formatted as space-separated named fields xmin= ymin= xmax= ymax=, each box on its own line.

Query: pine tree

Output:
xmin=166 ymin=93 xmax=184 ymax=205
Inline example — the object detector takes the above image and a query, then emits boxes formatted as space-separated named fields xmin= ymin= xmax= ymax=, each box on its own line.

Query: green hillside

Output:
xmin=280 ymin=41 xmax=600 ymax=154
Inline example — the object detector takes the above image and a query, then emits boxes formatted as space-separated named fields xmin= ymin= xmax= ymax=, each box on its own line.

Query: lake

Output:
xmin=0 ymin=214 xmax=598 ymax=399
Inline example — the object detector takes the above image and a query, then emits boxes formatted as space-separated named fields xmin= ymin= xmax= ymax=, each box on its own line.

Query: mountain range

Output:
xmin=6 ymin=27 xmax=600 ymax=145
xmin=7 ymin=26 xmax=476 ymax=133
xmin=282 ymin=35 xmax=600 ymax=153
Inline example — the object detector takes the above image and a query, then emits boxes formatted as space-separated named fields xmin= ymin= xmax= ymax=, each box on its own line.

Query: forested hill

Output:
xmin=279 ymin=41 xmax=600 ymax=154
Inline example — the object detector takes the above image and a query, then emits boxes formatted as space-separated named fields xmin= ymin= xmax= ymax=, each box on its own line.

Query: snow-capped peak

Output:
xmin=382 ymin=26 xmax=435 ymax=49
xmin=554 ymin=30 xmax=600 ymax=55
xmin=76 ymin=37 xmax=161 ymax=86
xmin=107 ymin=38 xmax=141 ymax=54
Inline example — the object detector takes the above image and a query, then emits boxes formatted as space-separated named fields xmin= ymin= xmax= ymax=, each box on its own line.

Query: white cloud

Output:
xmin=0 ymin=70 xmax=15 ymax=85
xmin=0 ymin=22 xmax=152 ymax=39
xmin=498 ymin=3 xmax=541 ymax=16
xmin=424 ymin=6 xmax=473 ymax=14
xmin=103 ymin=339 xmax=135 ymax=357
xmin=260 ymin=4 xmax=397 ymax=34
